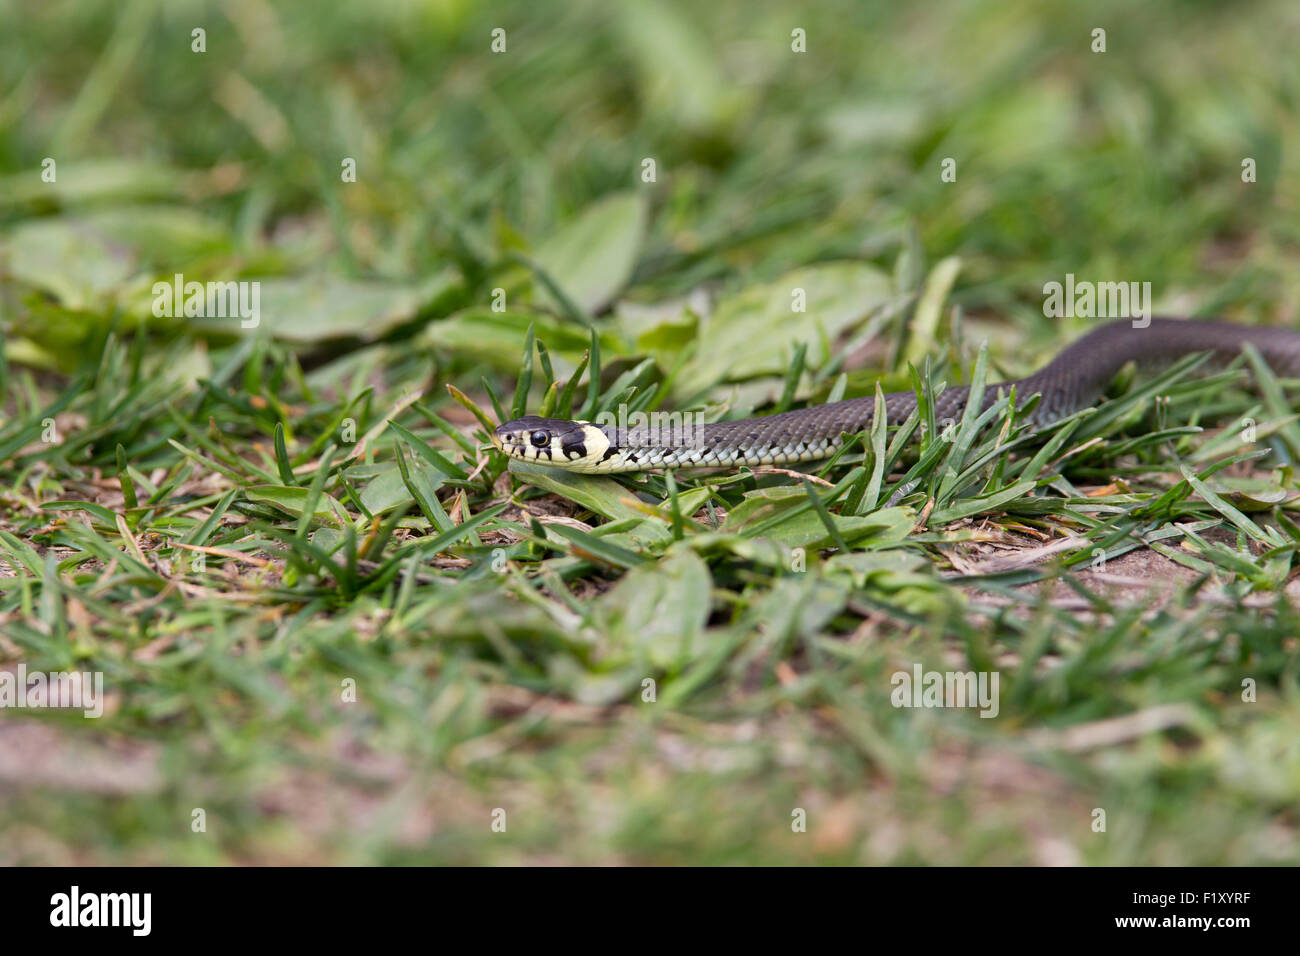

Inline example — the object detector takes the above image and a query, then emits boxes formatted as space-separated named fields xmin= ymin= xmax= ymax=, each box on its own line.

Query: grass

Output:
xmin=2 ymin=0 xmax=1299 ymax=865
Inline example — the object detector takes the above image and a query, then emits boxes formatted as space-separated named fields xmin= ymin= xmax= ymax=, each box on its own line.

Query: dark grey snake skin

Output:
xmin=494 ymin=318 xmax=1300 ymax=473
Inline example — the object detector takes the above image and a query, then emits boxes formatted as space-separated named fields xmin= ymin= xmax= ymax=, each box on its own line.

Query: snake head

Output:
xmin=492 ymin=415 xmax=610 ymax=467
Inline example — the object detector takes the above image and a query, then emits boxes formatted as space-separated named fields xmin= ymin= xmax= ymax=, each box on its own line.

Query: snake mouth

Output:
xmin=490 ymin=428 xmax=534 ymax=461
xmin=495 ymin=443 xmax=538 ymax=462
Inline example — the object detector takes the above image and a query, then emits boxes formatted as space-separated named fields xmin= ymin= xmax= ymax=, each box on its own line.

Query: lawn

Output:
xmin=1 ymin=0 xmax=1299 ymax=864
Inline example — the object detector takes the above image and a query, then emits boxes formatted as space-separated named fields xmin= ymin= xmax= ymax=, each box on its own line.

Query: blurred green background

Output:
xmin=4 ymin=0 xmax=1296 ymax=350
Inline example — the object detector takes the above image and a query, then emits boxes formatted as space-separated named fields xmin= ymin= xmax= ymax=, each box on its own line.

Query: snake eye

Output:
xmin=529 ymin=430 xmax=550 ymax=447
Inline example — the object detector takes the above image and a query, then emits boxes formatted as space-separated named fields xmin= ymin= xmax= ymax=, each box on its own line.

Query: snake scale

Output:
xmin=493 ymin=318 xmax=1300 ymax=473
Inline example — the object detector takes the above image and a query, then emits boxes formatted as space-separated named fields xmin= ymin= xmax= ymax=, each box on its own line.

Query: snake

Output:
xmin=492 ymin=317 xmax=1300 ymax=474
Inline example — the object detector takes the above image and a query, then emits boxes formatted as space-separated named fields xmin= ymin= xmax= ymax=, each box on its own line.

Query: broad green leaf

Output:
xmin=533 ymin=191 xmax=647 ymax=314
xmin=615 ymin=2 xmax=741 ymax=130
xmin=827 ymin=551 xmax=952 ymax=617
xmin=3 ymin=217 xmax=135 ymax=309
xmin=592 ymin=548 xmax=712 ymax=668
xmin=615 ymin=298 xmax=699 ymax=356
xmin=722 ymin=487 xmax=915 ymax=549
xmin=0 ymin=159 xmax=188 ymax=208
xmin=83 ymin=206 xmax=230 ymax=264
xmin=421 ymin=309 xmax=619 ymax=370
xmin=195 ymin=271 xmax=457 ymax=342
xmin=508 ymin=459 xmax=670 ymax=539
xmin=245 ymin=484 xmax=347 ymax=522
xmin=743 ymin=574 xmax=850 ymax=640
xmin=679 ymin=262 xmax=895 ymax=393
xmin=358 ymin=465 xmax=418 ymax=515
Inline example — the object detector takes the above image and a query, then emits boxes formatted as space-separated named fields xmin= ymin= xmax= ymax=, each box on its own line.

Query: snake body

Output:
xmin=493 ymin=318 xmax=1300 ymax=473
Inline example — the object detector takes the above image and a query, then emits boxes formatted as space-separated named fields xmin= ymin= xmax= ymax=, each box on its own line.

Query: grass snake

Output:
xmin=493 ymin=318 xmax=1300 ymax=473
